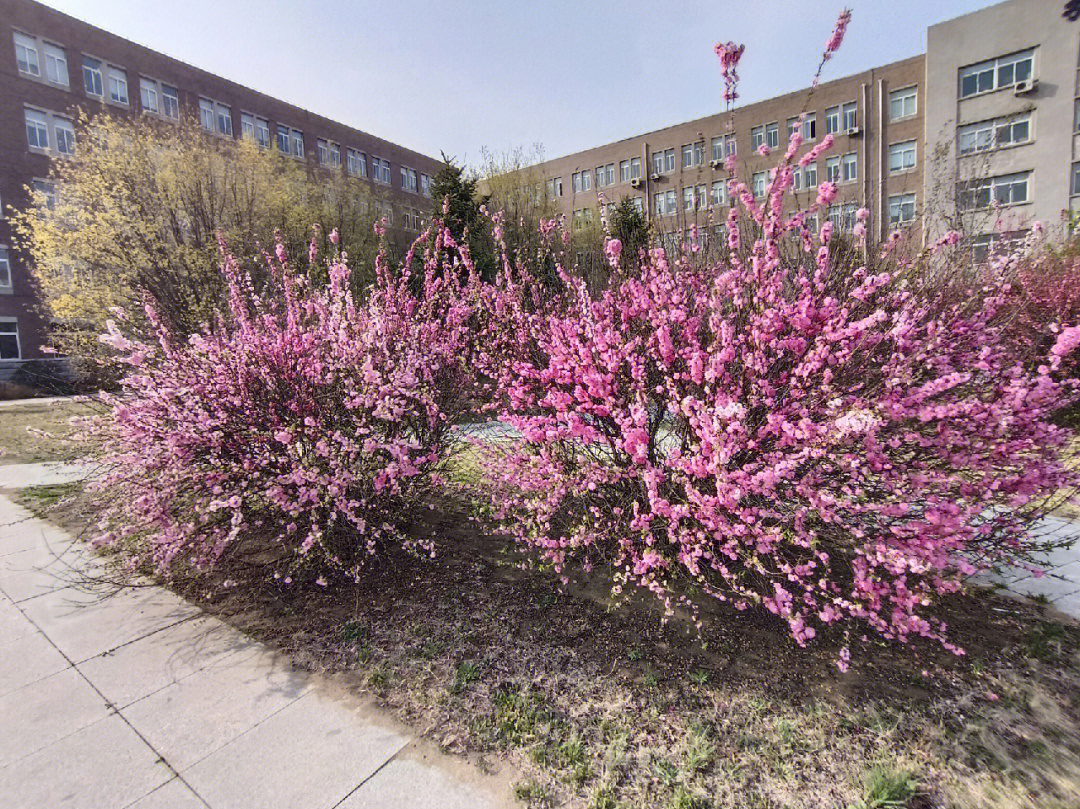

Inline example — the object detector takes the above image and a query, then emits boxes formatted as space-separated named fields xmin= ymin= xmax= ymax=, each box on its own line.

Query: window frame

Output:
xmin=0 ymin=317 xmax=20 ymax=361
xmin=106 ymin=64 xmax=129 ymax=105
xmin=889 ymin=86 xmax=918 ymax=121
xmin=959 ymin=48 xmax=1034 ymax=99
xmin=0 ymin=246 xmax=12 ymax=291
xmin=13 ymin=31 xmax=40 ymax=77
xmin=888 ymin=140 xmax=917 ymax=174
xmin=82 ymin=55 xmax=103 ymax=97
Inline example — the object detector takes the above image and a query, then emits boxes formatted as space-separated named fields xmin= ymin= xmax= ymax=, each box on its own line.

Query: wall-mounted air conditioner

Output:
xmin=630 ymin=177 xmax=643 ymax=189
xmin=709 ymin=159 xmax=723 ymax=169
xmin=650 ymin=172 xmax=662 ymax=181
xmin=846 ymin=126 xmax=861 ymax=137
xmin=1013 ymin=78 xmax=1037 ymax=96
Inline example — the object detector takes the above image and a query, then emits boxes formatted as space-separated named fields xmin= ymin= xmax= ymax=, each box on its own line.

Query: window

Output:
xmin=889 ymin=86 xmax=917 ymax=120
xmin=959 ymin=49 xmax=1034 ymax=98
xmin=595 ymin=164 xmax=614 ymax=187
xmin=372 ymin=156 xmax=391 ymax=183
xmin=140 ymin=78 xmax=159 ymax=114
xmin=620 ymin=160 xmax=631 ymax=183
xmin=347 ymin=148 xmax=367 ymax=177
xmin=0 ymin=320 xmax=19 ymax=361
xmin=32 ymin=179 xmax=56 ymax=210
xmin=317 ymin=139 xmax=330 ymax=164
xmin=421 ymin=173 xmax=432 ymax=197
xmin=803 ymin=162 xmax=818 ymax=188
xmin=329 ymin=141 xmax=342 ymax=167
xmin=82 ymin=57 xmax=103 ymax=97
xmin=725 ymin=135 xmax=736 ymax=157
xmin=1073 ymin=162 xmax=1080 ymax=196
xmin=959 ymin=172 xmax=1031 ymax=210
xmin=711 ymin=137 xmax=724 ymax=162
xmin=42 ymin=42 xmax=68 ymax=86
xmin=695 ymin=183 xmax=707 ymax=209
xmin=54 ymin=117 xmax=75 ymax=156
xmin=683 ymin=186 xmax=695 ymax=211
xmin=825 ymin=156 xmax=840 ymax=183
xmin=888 ymin=140 xmax=916 ymax=173
xmin=14 ymin=32 xmax=39 ymax=76
xmin=277 ymin=125 xmax=290 ymax=153
xmin=828 ymin=203 xmax=857 ymax=230
xmin=793 ymin=166 xmax=802 ymax=191
xmin=25 ymin=109 xmax=48 ymax=150
xmin=752 ymin=171 xmax=767 ymax=198
xmin=711 ymin=180 xmax=726 ymax=207
xmin=652 ymin=148 xmax=675 ymax=174
xmin=655 ymin=191 xmax=672 ymax=215
xmin=787 ymin=117 xmax=800 ymax=140
xmin=682 ymin=144 xmax=694 ymax=169
xmin=1076 ymin=99 xmax=1080 ymax=133
xmin=628 ymin=157 xmax=640 ymax=180
xmin=889 ymin=194 xmax=916 ymax=226
xmin=765 ymin=123 xmax=779 ymax=149
xmin=162 ymin=85 xmax=179 ymax=120
xmin=841 ymin=102 xmax=857 ymax=131
xmin=547 ymin=176 xmax=562 ymax=197
xmin=666 ymin=189 xmax=676 ymax=212
xmin=401 ymin=167 xmax=418 ymax=192
xmin=255 ymin=117 xmax=270 ymax=148
xmin=751 ymin=126 xmax=764 ymax=149
xmin=0 ymin=247 xmax=10 ymax=290
xmin=841 ymin=152 xmax=857 ymax=183
xmin=107 ymin=65 xmax=128 ymax=104
xmin=215 ymin=103 xmax=232 ymax=136
xmin=803 ymin=115 xmax=817 ymax=141
xmin=958 ymin=113 xmax=1032 ymax=155
xmin=825 ymin=106 xmax=840 ymax=135
xmin=291 ymin=129 xmax=304 ymax=158
xmin=199 ymin=98 xmax=214 ymax=131
xmin=242 ymin=113 xmax=256 ymax=140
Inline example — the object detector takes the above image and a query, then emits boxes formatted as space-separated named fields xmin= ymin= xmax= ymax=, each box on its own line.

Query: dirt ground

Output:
xmin=20 ymin=485 xmax=1080 ymax=809
xmin=0 ymin=398 xmax=101 ymax=465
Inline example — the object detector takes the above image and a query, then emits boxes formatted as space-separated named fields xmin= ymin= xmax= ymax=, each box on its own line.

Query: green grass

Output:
xmin=0 ymin=399 xmax=98 ymax=465
xmin=18 ymin=482 xmax=80 ymax=514
xmin=853 ymin=767 xmax=918 ymax=809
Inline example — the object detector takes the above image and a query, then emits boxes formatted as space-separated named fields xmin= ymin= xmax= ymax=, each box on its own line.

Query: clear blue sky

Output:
xmin=42 ymin=0 xmax=1001 ymax=167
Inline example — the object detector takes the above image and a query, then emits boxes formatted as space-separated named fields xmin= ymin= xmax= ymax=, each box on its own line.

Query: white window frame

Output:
xmin=242 ymin=113 xmax=256 ymax=141
xmin=13 ymin=32 xmax=40 ymax=77
xmin=825 ymin=156 xmax=840 ymax=183
xmin=711 ymin=180 xmax=726 ymax=207
xmin=825 ymin=106 xmax=840 ymax=135
xmin=199 ymin=98 xmax=215 ymax=132
xmin=0 ymin=246 xmax=11 ymax=291
xmin=888 ymin=140 xmax=917 ymax=174
xmin=139 ymin=77 xmax=159 ymax=114
xmin=889 ymin=86 xmax=917 ymax=121
xmin=215 ymin=102 xmax=232 ymax=137
xmin=958 ymin=113 xmax=1032 ymax=156
xmin=841 ymin=152 xmax=857 ymax=183
xmin=959 ymin=49 xmax=1034 ymax=99
xmin=161 ymin=84 xmax=180 ymax=120
xmin=0 ymin=317 xmax=20 ymax=361
xmin=291 ymin=129 xmax=304 ymax=158
xmin=42 ymin=41 xmax=68 ymax=87
xmin=106 ymin=65 xmax=128 ymax=105
xmin=888 ymin=193 xmax=916 ymax=226
xmin=254 ymin=117 xmax=270 ymax=148
xmin=803 ymin=162 xmax=818 ymax=188
xmin=24 ymin=108 xmax=49 ymax=151
xmin=346 ymin=148 xmax=367 ymax=177
xmin=959 ymin=171 xmax=1031 ymax=210
xmin=82 ymin=56 xmax=103 ymax=97
xmin=752 ymin=171 xmax=767 ymax=198
xmin=764 ymin=122 xmax=779 ymax=149
xmin=54 ymin=116 xmax=75 ymax=156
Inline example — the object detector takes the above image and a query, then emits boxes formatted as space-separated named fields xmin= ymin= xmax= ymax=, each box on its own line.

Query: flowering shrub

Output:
xmin=91 ymin=224 xmax=484 ymax=583
xmin=474 ymin=16 xmax=1080 ymax=662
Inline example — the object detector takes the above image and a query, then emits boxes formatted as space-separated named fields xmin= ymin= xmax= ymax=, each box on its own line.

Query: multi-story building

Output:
xmin=530 ymin=0 xmax=1079 ymax=262
xmin=924 ymin=0 xmax=1080 ymax=255
xmin=533 ymin=55 xmax=924 ymax=255
xmin=1 ymin=0 xmax=442 ymax=369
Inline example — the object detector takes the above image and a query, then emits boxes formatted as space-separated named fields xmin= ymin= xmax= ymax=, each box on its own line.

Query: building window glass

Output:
xmin=372 ymin=156 xmax=391 ymax=183
xmin=255 ymin=117 xmax=270 ymax=147
xmin=42 ymin=42 xmax=68 ymax=86
xmin=765 ymin=123 xmax=779 ymax=149
xmin=401 ymin=167 xmax=418 ymax=192
xmin=0 ymin=247 xmax=11 ymax=290
xmin=199 ymin=98 xmax=214 ymax=131
xmin=804 ymin=162 xmax=818 ymax=188
xmin=841 ymin=102 xmax=857 ymax=131
xmin=751 ymin=126 xmax=764 ymax=149
xmin=0 ymin=319 xmax=20 ymax=360
xmin=54 ymin=117 xmax=75 ymax=155
xmin=888 ymin=140 xmax=916 ymax=173
xmin=825 ymin=156 xmax=840 ymax=183
xmin=1073 ymin=162 xmax=1080 ymax=197
xmin=107 ymin=65 xmax=128 ymax=104
xmin=825 ymin=106 xmax=840 ymax=135
xmin=291 ymin=129 xmax=304 ymax=158
xmin=958 ymin=113 xmax=1032 ymax=155
xmin=683 ymin=186 xmax=694 ymax=211
xmin=242 ymin=113 xmax=256 ymax=140
xmin=25 ymin=108 xmax=49 ymax=150
xmin=277 ymin=125 xmax=290 ymax=153
xmin=959 ymin=172 xmax=1031 ymax=210
xmin=421 ymin=173 xmax=432 ymax=197
xmin=216 ymin=103 xmax=232 ymax=136
xmin=959 ymin=49 xmax=1034 ymax=98
xmin=752 ymin=171 xmax=767 ymax=198
xmin=140 ymin=78 xmax=159 ymax=114
xmin=711 ymin=180 xmax=726 ymax=206
xmin=889 ymin=86 xmax=917 ymax=120
xmin=14 ymin=32 xmax=39 ymax=76
xmin=841 ymin=152 xmax=857 ymax=182
xmin=82 ymin=57 xmax=103 ymax=97
xmin=346 ymin=148 xmax=367 ymax=177
xmin=725 ymin=135 xmax=736 ymax=156
xmin=32 ymin=179 xmax=56 ymax=210
xmin=888 ymin=193 xmax=916 ymax=226
xmin=162 ymin=85 xmax=179 ymax=120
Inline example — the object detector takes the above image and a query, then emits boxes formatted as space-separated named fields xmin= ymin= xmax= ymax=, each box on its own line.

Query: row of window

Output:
xmin=958 ymin=171 xmax=1031 ymax=210
xmin=14 ymin=30 xmax=432 ymax=198
xmin=959 ymin=49 xmax=1034 ymax=99
xmin=958 ymin=113 xmax=1032 ymax=155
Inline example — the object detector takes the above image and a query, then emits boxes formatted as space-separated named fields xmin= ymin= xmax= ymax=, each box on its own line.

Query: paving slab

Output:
xmin=338 ymin=756 xmax=507 ymax=809
xmin=124 ymin=777 xmax=208 ymax=809
xmin=81 ymin=614 xmax=256 ymax=708
xmin=183 ymin=689 xmax=409 ymax=809
xmin=0 ymin=460 xmax=98 ymax=488
xmin=0 ymin=627 xmax=71 ymax=696
xmin=0 ymin=666 xmax=113 ymax=767
xmin=0 ymin=592 xmax=35 ymax=645
xmin=18 ymin=584 xmax=201 ymax=663
xmin=123 ymin=647 xmax=312 ymax=772
xmin=0 ymin=539 xmax=99 ymax=603
xmin=0 ymin=713 xmax=173 ymax=809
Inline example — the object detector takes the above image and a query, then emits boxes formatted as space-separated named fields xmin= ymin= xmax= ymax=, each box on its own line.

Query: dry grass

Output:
xmin=24 ymin=486 xmax=1080 ymax=809
xmin=0 ymin=398 xmax=100 ymax=465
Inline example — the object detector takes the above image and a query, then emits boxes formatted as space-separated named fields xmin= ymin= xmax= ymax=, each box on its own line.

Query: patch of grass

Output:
xmin=1026 ymin=622 xmax=1068 ymax=661
xmin=627 ymin=647 xmax=643 ymax=662
xmin=0 ymin=399 xmax=97 ymax=465
xmin=854 ymin=766 xmax=917 ymax=809
xmin=451 ymin=660 xmax=481 ymax=693
xmin=513 ymin=779 xmax=552 ymax=807
xmin=18 ymin=482 xmax=79 ymax=514
xmin=666 ymin=786 xmax=708 ymax=809
xmin=340 ymin=619 xmax=366 ymax=645
xmin=688 ymin=669 xmax=710 ymax=685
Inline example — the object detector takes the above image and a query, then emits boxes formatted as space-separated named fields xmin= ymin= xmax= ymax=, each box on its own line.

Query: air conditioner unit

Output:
xmin=846 ymin=125 xmax=861 ymax=136
xmin=1013 ymin=78 xmax=1037 ymax=95
xmin=650 ymin=172 xmax=662 ymax=182
xmin=629 ymin=177 xmax=643 ymax=189
xmin=709 ymin=159 xmax=723 ymax=169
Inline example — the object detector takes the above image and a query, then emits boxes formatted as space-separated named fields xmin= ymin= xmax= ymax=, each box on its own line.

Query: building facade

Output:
xmin=924 ymin=0 xmax=1080 ymax=252
xmin=533 ymin=55 xmax=925 ymax=255
xmin=529 ymin=0 xmax=1079 ymax=262
xmin=1 ymin=0 xmax=442 ymax=367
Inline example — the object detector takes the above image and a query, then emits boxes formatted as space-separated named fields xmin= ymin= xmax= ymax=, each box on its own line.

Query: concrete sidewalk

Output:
xmin=0 ymin=485 xmax=513 ymax=808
